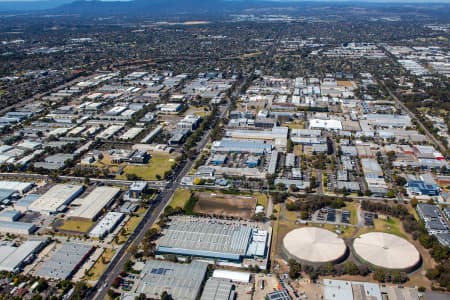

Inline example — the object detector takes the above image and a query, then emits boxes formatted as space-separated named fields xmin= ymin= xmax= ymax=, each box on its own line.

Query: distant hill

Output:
xmin=0 ymin=0 xmax=449 ymax=17
xmin=0 ymin=0 xmax=73 ymax=12
xmin=52 ymin=0 xmax=260 ymax=16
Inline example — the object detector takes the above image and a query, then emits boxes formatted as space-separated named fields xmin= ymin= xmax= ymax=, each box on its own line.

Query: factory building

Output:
xmin=29 ymin=184 xmax=84 ymax=215
xmin=0 ymin=180 xmax=34 ymax=196
xmin=67 ymin=186 xmax=120 ymax=221
xmin=201 ymin=278 xmax=235 ymax=300
xmin=35 ymin=242 xmax=94 ymax=280
xmin=0 ymin=240 xmax=44 ymax=272
xmin=0 ymin=221 xmax=36 ymax=235
xmin=89 ymin=212 xmax=125 ymax=238
xmin=212 ymin=139 xmax=273 ymax=154
xmin=131 ymin=260 xmax=208 ymax=300
xmin=157 ymin=217 xmax=269 ymax=264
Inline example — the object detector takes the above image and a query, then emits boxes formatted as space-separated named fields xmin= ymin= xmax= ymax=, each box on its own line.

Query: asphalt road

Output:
xmin=0 ymin=172 xmax=167 ymax=189
xmin=91 ymin=100 xmax=231 ymax=300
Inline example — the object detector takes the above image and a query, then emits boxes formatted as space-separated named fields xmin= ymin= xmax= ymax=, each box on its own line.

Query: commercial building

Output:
xmin=157 ymin=217 xmax=268 ymax=264
xmin=212 ymin=139 xmax=273 ymax=154
xmin=0 ymin=240 xmax=44 ymax=272
xmin=416 ymin=204 xmax=449 ymax=237
xmin=67 ymin=186 xmax=121 ymax=221
xmin=0 ymin=180 xmax=34 ymax=195
xmin=0 ymin=210 xmax=22 ymax=222
xmin=309 ymin=119 xmax=342 ymax=131
xmin=201 ymin=278 xmax=234 ymax=300
xmin=120 ymin=127 xmax=144 ymax=140
xmin=133 ymin=260 xmax=208 ymax=300
xmin=267 ymin=151 xmax=279 ymax=175
xmin=406 ymin=180 xmax=440 ymax=197
xmin=178 ymin=115 xmax=202 ymax=130
xmin=365 ymin=114 xmax=411 ymax=128
xmin=35 ymin=242 xmax=94 ymax=280
xmin=0 ymin=221 xmax=36 ymax=235
xmin=211 ymin=154 xmax=227 ymax=166
xmin=125 ymin=181 xmax=148 ymax=201
xmin=29 ymin=184 xmax=84 ymax=215
xmin=225 ymin=127 xmax=289 ymax=141
xmin=34 ymin=153 xmax=75 ymax=170
xmin=14 ymin=194 xmax=40 ymax=212
xmin=322 ymin=279 xmax=382 ymax=300
xmin=89 ymin=212 xmax=124 ymax=238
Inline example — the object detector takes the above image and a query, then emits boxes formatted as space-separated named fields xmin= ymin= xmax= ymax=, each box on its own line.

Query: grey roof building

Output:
xmin=134 ymin=260 xmax=208 ymax=300
xmin=35 ymin=242 xmax=94 ymax=280
xmin=157 ymin=217 xmax=268 ymax=262
xmin=201 ymin=278 xmax=234 ymax=300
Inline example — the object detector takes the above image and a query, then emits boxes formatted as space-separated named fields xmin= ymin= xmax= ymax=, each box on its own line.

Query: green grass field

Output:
xmin=255 ymin=192 xmax=268 ymax=208
xmin=117 ymin=152 xmax=178 ymax=180
xmin=115 ymin=207 xmax=147 ymax=244
xmin=344 ymin=202 xmax=358 ymax=225
xmin=170 ymin=189 xmax=192 ymax=208
xmin=59 ymin=219 xmax=94 ymax=233
xmin=84 ymin=248 xmax=116 ymax=281
xmin=373 ymin=216 xmax=406 ymax=238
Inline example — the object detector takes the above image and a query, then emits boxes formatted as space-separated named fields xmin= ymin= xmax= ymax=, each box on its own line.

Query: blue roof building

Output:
xmin=406 ymin=180 xmax=440 ymax=196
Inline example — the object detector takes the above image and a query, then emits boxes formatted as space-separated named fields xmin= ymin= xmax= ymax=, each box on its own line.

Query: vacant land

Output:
xmin=170 ymin=189 xmax=191 ymax=208
xmin=337 ymin=80 xmax=356 ymax=88
xmin=84 ymin=248 xmax=116 ymax=281
xmin=117 ymin=152 xmax=178 ymax=180
xmin=115 ymin=207 xmax=147 ymax=244
xmin=193 ymin=192 xmax=256 ymax=219
xmin=58 ymin=219 xmax=95 ymax=234
xmin=255 ymin=192 xmax=269 ymax=208
xmin=185 ymin=106 xmax=210 ymax=117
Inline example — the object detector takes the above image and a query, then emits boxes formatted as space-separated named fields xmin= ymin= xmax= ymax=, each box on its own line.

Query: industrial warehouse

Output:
xmin=67 ymin=186 xmax=121 ymax=221
xmin=29 ymin=184 xmax=84 ymax=215
xmin=129 ymin=260 xmax=208 ymax=300
xmin=35 ymin=242 xmax=94 ymax=280
xmin=156 ymin=217 xmax=270 ymax=268
xmin=0 ymin=240 xmax=44 ymax=272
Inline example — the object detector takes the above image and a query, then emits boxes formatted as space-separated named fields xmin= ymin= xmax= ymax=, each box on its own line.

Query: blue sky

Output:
xmin=0 ymin=0 xmax=449 ymax=2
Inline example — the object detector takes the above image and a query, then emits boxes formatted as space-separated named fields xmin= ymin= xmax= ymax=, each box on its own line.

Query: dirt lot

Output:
xmin=193 ymin=192 xmax=257 ymax=219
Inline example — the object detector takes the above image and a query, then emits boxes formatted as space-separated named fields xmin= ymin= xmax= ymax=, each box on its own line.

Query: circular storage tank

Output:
xmin=353 ymin=232 xmax=421 ymax=272
xmin=283 ymin=227 xmax=348 ymax=265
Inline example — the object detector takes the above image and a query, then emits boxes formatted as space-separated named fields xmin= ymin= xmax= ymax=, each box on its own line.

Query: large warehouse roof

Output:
xmin=201 ymin=278 xmax=234 ymax=300
xmin=158 ymin=219 xmax=251 ymax=260
xmin=0 ymin=240 xmax=43 ymax=272
xmin=29 ymin=184 xmax=84 ymax=214
xmin=211 ymin=138 xmax=273 ymax=154
xmin=134 ymin=260 xmax=208 ymax=300
xmin=67 ymin=186 xmax=120 ymax=220
xmin=35 ymin=242 xmax=93 ymax=280
xmin=0 ymin=180 xmax=33 ymax=194
xmin=283 ymin=227 xmax=347 ymax=264
xmin=309 ymin=119 xmax=342 ymax=131
xmin=353 ymin=232 xmax=420 ymax=271
xmin=157 ymin=218 xmax=268 ymax=261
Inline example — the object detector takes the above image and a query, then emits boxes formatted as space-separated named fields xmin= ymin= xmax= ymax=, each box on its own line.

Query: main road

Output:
xmin=379 ymin=79 xmax=447 ymax=154
xmin=91 ymin=96 xmax=232 ymax=300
